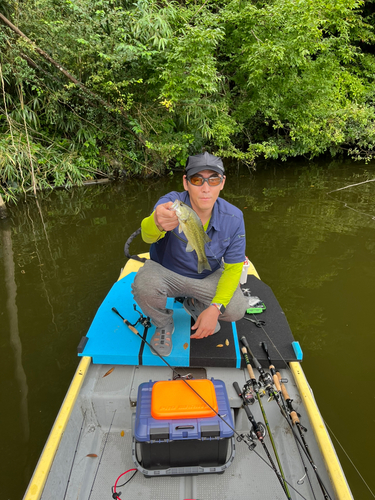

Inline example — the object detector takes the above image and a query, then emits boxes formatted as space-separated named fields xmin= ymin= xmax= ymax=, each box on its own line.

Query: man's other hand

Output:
xmin=190 ymin=305 xmax=220 ymax=339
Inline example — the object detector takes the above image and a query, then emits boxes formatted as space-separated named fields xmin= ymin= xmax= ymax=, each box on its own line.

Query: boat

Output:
xmin=23 ymin=246 xmax=354 ymax=500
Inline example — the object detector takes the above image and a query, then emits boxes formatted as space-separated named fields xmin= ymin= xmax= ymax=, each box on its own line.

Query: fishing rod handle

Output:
xmin=124 ymin=321 xmax=139 ymax=335
xmin=271 ymin=368 xmax=282 ymax=392
xmin=277 ymin=373 xmax=300 ymax=425
xmin=290 ymin=410 xmax=300 ymax=425
xmin=240 ymin=335 xmax=251 ymax=351
xmin=233 ymin=381 xmax=242 ymax=397
xmin=112 ymin=307 xmax=140 ymax=336
xmin=277 ymin=372 xmax=290 ymax=399
xmin=240 ymin=336 xmax=262 ymax=371
xmin=241 ymin=347 xmax=256 ymax=380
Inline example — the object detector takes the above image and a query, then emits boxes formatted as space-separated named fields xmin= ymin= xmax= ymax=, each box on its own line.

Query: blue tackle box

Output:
xmin=132 ymin=378 xmax=235 ymax=474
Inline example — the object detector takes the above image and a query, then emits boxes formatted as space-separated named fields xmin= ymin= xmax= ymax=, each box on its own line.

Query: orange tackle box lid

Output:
xmin=151 ymin=379 xmax=218 ymax=420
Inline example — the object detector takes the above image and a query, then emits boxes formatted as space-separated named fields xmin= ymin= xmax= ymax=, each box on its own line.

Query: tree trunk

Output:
xmin=0 ymin=12 xmax=151 ymax=150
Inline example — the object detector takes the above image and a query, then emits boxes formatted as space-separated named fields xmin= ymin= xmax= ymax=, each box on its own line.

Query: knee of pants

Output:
xmin=223 ymin=308 xmax=246 ymax=323
xmin=131 ymin=266 xmax=167 ymax=300
xmin=223 ymin=298 xmax=248 ymax=322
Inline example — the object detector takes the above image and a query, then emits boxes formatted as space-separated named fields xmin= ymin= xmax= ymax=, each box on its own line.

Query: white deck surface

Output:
xmin=38 ymin=363 xmax=337 ymax=500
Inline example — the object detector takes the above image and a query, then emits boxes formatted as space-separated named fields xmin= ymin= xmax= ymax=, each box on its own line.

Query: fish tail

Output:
xmin=198 ymin=258 xmax=212 ymax=274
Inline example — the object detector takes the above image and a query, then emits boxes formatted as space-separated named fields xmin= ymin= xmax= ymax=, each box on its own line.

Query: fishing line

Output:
xmin=112 ymin=306 xmax=309 ymax=500
xmin=326 ymin=178 xmax=375 ymax=220
xmin=322 ymin=421 xmax=375 ymax=499
xmin=326 ymin=193 xmax=375 ymax=220
xmin=327 ymin=178 xmax=375 ymax=193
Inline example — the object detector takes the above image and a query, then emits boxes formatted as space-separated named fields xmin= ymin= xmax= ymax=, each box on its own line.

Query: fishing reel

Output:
xmin=259 ymin=371 xmax=272 ymax=388
xmin=237 ymin=421 xmax=267 ymax=450
xmin=236 ymin=433 xmax=256 ymax=451
xmin=236 ymin=428 xmax=265 ymax=451
xmin=244 ymin=381 xmax=265 ymax=402
xmin=250 ymin=422 xmax=266 ymax=443
xmin=243 ymin=382 xmax=256 ymax=405
xmin=133 ymin=305 xmax=151 ymax=328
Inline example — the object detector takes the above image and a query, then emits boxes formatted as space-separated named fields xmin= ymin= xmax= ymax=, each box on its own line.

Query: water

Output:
xmin=1 ymin=160 xmax=374 ymax=499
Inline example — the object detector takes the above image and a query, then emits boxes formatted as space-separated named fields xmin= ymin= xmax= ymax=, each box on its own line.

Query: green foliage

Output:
xmin=1 ymin=0 xmax=375 ymax=199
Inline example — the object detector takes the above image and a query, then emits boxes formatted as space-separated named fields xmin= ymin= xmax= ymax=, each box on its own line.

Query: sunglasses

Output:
xmin=187 ymin=175 xmax=223 ymax=186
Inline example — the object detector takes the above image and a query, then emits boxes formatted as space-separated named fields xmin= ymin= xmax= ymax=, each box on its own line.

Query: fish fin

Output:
xmin=178 ymin=224 xmax=183 ymax=234
xmin=186 ymin=242 xmax=194 ymax=252
xmin=198 ymin=259 xmax=212 ymax=274
xmin=203 ymin=233 xmax=211 ymax=243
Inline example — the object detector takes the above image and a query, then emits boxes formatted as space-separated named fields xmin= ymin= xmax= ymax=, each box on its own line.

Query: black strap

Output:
xmin=124 ymin=227 xmax=147 ymax=263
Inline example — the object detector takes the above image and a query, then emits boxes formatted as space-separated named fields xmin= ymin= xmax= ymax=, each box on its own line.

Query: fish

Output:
xmin=170 ymin=199 xmax=212 ymax=274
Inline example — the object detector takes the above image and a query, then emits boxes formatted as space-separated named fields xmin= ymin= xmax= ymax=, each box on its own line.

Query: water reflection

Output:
xmin=2 ymin=219 xmax=30 ymax=440
xmin=0 ymin=160 xmax=374 ymax=499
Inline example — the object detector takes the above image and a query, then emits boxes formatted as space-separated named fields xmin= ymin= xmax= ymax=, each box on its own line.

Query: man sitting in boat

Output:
xmin=131 ymin=152 xmax=248 ymax=356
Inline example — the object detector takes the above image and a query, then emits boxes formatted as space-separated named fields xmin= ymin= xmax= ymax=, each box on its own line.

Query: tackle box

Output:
xmin=132 ymin=378 xmax=235 ymax=474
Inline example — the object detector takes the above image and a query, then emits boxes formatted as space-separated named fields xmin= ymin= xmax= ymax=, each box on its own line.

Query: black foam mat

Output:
xmin=189 ymin=275 xmax=298 ymax=369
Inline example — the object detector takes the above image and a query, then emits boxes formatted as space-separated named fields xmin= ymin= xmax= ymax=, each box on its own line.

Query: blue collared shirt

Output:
xmin=150 ymin=191 xmax=246 ymax=279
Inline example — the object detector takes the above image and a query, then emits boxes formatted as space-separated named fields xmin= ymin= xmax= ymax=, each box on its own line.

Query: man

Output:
xmin=131 ymin=152 xmax=248 ymax=356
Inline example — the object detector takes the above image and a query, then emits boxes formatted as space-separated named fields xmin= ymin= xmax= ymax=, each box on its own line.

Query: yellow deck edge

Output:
xmin=118 ymin=252 xmax=150 ymax=280
xmin=24 ymin=356 xmax=91 ymax=500
xmin=247 ymin=261 xmax=260 ymax=279
xmin=290 ymin=362 xmax=353 ymax=500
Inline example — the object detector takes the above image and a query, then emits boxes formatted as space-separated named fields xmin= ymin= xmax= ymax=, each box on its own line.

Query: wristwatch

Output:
xmin=210 ymin=303 xmax=225 ymax=315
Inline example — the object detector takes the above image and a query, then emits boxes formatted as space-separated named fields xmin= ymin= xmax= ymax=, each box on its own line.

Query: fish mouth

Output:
xmin=170 ymin=200 xmax=181 ymax=210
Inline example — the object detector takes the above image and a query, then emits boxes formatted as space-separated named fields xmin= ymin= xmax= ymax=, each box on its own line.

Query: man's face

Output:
xmin=183 ymin=169 xmax=225 ymax=214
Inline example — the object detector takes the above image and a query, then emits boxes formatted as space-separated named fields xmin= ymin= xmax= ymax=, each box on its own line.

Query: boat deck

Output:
xmin=39 ymin=362 xmax=337 ymax=500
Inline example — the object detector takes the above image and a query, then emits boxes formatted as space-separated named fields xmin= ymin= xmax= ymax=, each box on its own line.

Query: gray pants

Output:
xmin=131 ymin=260 xmax=248 ymax=328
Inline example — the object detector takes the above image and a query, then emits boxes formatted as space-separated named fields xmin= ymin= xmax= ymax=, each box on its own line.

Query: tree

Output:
xmin=1 ymin=0 xmax=375 ymax=201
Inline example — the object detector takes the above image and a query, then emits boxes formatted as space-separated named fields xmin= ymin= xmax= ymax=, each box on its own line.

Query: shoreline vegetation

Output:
xmin=1 ymin=0 xmax=375 ymax=203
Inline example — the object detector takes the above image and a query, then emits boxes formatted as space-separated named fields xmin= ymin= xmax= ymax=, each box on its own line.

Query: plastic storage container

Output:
xmin=133 ymin=378 xmax=234 ymax=473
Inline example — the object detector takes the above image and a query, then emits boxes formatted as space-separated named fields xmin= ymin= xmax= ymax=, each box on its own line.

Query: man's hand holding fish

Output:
xmin=153 ymin=202 xmax=178 ymax=232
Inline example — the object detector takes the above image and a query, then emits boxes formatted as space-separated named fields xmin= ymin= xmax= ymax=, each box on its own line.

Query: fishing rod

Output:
xmin=240 ymin=336 xmax=292 ymax=500
xmin=233 ymin=381 xmax=291 ymax=497
xmin=261 ymin=342 xmax=332 ymax=500
xmin=261 ymin=342 xmax=317 ymax=499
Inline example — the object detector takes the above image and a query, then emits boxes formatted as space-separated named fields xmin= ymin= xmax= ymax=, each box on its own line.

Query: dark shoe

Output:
xmin=183 ymin=298 xmax=221 ymax=334
xmin=150 ymin=319 xmax=174 ymax=356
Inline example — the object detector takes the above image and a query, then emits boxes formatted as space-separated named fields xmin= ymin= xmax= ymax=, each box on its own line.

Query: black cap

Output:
xmin=185 ymin=152 xmax=224 ymax=177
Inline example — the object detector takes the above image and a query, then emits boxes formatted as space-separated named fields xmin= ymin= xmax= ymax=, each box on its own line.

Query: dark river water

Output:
xmin=1 ymin=159 xmax=375 ymax=499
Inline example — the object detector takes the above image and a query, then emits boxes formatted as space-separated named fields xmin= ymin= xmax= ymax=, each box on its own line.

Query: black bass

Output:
xmin=170 ymin=200 xmax=212 ymax=274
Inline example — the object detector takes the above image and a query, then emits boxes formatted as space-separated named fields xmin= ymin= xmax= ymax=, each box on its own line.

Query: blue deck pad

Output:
xmin=231 ymin=322 xmax=241 ymax=369
xmin=78 ymin=272 xmax=298 ymax=368
xmin=79 ymin=273 xmax=191 ymax=366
